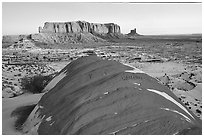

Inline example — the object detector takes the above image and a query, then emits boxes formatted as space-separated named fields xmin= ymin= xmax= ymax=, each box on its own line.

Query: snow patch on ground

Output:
xmin=134 ymin=83 xmax=141 ymax=86
xmin=39 ymin=105 xmax=44 ymax=109
xmin=147 ymin=88 xmax=195 ymax=120
xmin=46 ymin=116 xmax=52 ymax=122
xmin=160 ymin=107 xmax=192 ymax=123
xmin=49 ymin=121 xmax=55 ymax=126
xmin=122 ymin=63 xmax=145 ymax=74
xmin=43 ymin=70 xmax=67 ymax=92
xmin=22 ymin=104 xmax=46 ymax=135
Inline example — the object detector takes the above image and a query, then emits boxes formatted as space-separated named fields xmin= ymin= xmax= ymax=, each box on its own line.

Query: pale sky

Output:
xmin=2 ymin=2 xmax=202 ymax=35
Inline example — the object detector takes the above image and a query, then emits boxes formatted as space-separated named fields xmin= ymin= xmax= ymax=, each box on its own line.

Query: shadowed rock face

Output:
xmin=39 ymin=21 xmax=121 ymax=34
xmin=127 ymin=28 xmax=140 ymax=36
xmin=23 ymin=56 xmax=202 ymax=135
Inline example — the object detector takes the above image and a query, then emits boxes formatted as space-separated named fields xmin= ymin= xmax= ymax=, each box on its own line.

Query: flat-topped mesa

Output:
xmin=38 ymin=21 xmax=121 ymax=34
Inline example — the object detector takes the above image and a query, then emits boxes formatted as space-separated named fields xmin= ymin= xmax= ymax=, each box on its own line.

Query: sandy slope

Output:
xmin=132 ymin=62 xmax=186 ymax=77
xmin=2 ymin=93 xmax=44 ymax=134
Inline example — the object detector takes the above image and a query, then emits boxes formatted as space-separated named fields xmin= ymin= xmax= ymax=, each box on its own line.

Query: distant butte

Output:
xmin=38 ymin=21 xmax=121 ymax=34
xmin=3 ymin=21 xmax=142 ymax=45
xmin=127 ymin=28 xmax=140 ymax=36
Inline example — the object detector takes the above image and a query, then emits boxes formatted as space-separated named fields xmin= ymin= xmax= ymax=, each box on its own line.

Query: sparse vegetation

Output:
xmin=2 ymin=43 xmax=13 ymax=48
xmin=21 ymin=74 xmax=54 ymax=94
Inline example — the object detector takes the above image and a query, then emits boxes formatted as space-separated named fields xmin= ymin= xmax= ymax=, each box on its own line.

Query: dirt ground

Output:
xmin=2 ymin=35 xmax=202 ymax=134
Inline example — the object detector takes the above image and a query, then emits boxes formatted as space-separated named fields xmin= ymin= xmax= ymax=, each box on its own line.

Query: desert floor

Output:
xmin=2 ymin=36 xmax=202 ymax=134
xmin=2 ymin=60 xmax=202 ymax=134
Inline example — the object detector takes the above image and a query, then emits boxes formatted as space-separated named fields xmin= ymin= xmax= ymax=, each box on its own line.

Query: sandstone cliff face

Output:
xmin=3 ymin=21 xmax=123 ymax=45
xmin=39 ymin=21 xmax=121 ymax=34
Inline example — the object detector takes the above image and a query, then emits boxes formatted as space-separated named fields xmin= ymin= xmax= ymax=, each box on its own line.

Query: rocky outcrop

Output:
xmin=30 ymin=21 xmax=122 ymax=44
xmin=22 ymin=56 xmax=201 ymax=135
xmin=39 ymin=21 xmax=121 ymax=34
xmin=127 ymin=28 xmax=140 ymax=36
xmin=2 ymin=21 xmax=122 ymax=46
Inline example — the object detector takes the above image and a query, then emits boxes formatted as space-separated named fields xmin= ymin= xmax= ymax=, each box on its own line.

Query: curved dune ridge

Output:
xmin=22 ymin=55 xmax=201 ymax=135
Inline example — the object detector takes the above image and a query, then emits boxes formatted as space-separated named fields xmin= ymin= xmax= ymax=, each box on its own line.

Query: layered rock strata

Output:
xmin=23 ymin=55 xmax=202 ymax=135
xmin=39 ymin=21 xmax=121 ymax=34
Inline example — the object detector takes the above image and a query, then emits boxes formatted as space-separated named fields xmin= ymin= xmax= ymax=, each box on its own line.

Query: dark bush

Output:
xmin=21 ymin=74 xmax=54 ymax=94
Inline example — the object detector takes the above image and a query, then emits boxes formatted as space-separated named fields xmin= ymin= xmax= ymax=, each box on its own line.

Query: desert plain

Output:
xmin=2 ymin=21 xmax=202 ymax=134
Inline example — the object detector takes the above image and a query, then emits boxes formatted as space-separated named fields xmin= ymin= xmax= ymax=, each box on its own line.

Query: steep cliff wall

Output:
xmin=39 ymin=21 xmax=121 ymax=34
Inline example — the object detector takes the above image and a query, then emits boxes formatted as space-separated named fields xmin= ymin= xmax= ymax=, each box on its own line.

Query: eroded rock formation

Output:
xmin=23 ymin=55 xmax=201 ymax=135
xmin=39 ymin=21 xmax=121 ymax=34
xmin=127 ymin=28 xmax=140 ymax=36
xmin=2 ymin=21 xmax=124 ymax=45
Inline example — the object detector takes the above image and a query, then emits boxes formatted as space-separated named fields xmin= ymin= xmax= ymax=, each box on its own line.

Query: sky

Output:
xmin=2 ymin=2 xmax=202 ymax=35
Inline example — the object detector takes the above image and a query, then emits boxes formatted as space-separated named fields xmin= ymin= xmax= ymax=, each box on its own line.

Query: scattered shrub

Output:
xmin=2 ymin=43 xmax=13 ymax=48
xmin=21 ymin=74 xmax=54 ymax=94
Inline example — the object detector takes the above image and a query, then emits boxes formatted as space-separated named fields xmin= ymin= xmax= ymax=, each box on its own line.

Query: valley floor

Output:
xmin=2 ymin=37 xmax=202 ymax=134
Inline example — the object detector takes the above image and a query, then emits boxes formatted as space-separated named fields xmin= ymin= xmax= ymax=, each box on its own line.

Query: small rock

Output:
xmin=2 ymin=87 xmax=14 ymax=98
xmin=196 ymin=109 xmax=202 ymax=114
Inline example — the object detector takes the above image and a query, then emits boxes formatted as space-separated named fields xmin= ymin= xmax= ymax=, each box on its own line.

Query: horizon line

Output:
xmin=2 ymin=32 xmax=202 ymax=36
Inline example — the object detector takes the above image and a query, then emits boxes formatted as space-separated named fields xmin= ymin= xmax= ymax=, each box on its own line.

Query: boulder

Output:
xmin=13 ymin=86 xmax=23 ymax=95
xmin=159 ymin=74 xmax=170 ymax=85
xmin=179 ymin=72 xmax=191 ymax=81
xmin=22 ymin=56 xmax=201 ymax=135
xmin=2 ymin=87 xmax=14 ymax=98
